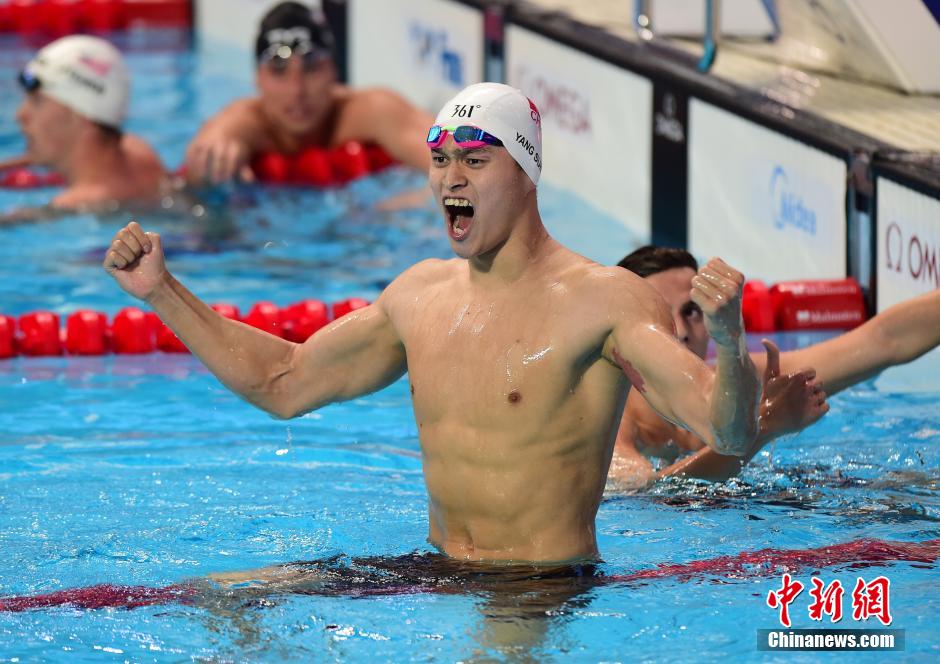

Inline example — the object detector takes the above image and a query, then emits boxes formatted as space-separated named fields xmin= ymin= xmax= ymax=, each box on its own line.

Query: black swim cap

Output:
xmin=255 ymin=2 xmax=335 ymax=62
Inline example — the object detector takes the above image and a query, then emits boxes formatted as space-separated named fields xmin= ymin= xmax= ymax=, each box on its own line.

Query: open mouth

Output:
xmin=444 ymin=197 xmax=474 ymax=240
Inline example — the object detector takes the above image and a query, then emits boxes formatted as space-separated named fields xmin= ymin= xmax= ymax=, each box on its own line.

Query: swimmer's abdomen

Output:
xmin=419 ymin=421 xmax=610 ymax=563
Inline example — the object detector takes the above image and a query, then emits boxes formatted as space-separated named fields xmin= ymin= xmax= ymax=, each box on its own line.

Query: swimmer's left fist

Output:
xmin=690 ymin=257 xmax=746 ymax=348
xmin=102 ymin=221 xmax=167 ymax=302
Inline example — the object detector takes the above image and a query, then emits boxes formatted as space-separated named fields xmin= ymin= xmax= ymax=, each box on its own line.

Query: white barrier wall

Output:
xmin=505 ymin=25 xmax=652 ymax=240
xmin=688 ymin=100 xmax=847 ymax=281
xmin=195 ymin=0 xmax=302 ymax=88
xmin=876 ymin=178 xmax=940 ymax=312
xmin=873 ymin=176 xmax=940 ymax=392
xmin=348 ymin=0 xmax=484 ymax=114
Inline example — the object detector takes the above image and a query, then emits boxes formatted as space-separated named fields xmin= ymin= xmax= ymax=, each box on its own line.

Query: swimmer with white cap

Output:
xmin=184 ymin=1 xmax=433 ymax=183
xmin=106 ymin=82 xmax=763 ymax=564
xmin=9 ymin=35 xmax=165 ymax=211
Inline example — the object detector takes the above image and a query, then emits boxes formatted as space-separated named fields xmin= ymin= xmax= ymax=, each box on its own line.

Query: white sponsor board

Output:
xmin=349 ymin=0 xmax=483 ymax=114
xmin=688 ymin=100 xmax=847 ymax=282
xmin=506 ymin=25 xmax=652 ymax=240
xmin=871 ymin=177 xmax=940 ymax=392
xmin=876 ymin=177 xmax=940 ymax=312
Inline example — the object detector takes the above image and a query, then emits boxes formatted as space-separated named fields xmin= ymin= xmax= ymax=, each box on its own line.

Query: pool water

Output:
xmin=1 ymin=29 xmax=939 ymax=663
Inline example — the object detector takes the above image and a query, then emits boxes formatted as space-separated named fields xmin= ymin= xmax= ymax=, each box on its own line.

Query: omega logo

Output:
xmin=885 ymin=222 xmax=940 ymax=287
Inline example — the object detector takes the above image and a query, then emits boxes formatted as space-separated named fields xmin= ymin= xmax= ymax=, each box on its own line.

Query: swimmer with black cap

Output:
xmin=8 ymin=35 xmax=164 ymax=211
xmin=185 ymin=1 xmax=433 ymax=183
xmin=107 ymin=82 xmax=761 ymax=564
xmin=610 ymin=245 xmax=940 ymax=487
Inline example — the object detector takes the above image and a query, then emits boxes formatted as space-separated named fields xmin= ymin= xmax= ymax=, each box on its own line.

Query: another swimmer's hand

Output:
xmin=185 ymin=134 xmax=255 ymax=185
xmin=757 ymin=339 xmax=829 ymax=444
xmin=691 ymin=258 xmax=746 ymax=349
xmin=102 ymin=221 xmax=167 ymax=302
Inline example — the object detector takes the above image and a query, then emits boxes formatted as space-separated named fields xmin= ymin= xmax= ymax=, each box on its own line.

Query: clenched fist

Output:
xmin=690 ymin=257 xmax=746 ymax=348
xmin=102 ymin=221 xmax=167 ymax=302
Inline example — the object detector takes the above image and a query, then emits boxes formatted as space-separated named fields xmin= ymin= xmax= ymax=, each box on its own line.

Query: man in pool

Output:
xmin=9 ymin=35 xmax=165 ymax=211
xmin=184 ymin=1 xmax=433 ymax=183
xmin=611 ymin=245 xmax=940 ymax=487
xmin=105 ymin=82 xmax=761 ymax=565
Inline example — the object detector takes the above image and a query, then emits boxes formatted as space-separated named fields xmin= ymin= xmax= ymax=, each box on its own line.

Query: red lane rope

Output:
xmin=0 ymin=298 xmax=370 ymax=360
xmin=1 ymin=537 xmax=936 ymax=612
xmin=0 ymin=583 xmax=195 ymax=613
xmin=1 ymin=143 xmax=396 ymax=190
xmin=0 ymin=0 xmax=192 ymax=35
xmin=613 ymin=537 xmax=940 ymax=584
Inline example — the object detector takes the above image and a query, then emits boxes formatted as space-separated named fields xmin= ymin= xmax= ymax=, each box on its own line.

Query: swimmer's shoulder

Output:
xmin=568 ymin=261 xmax=673 ymax=330
xmin=121 ymin=134 xmax=166 ymax=176
xmin=385 ymin=258 xmax=461 ymax=293
xmin=375 ymin=258 xmax=459 ymax=317
xmin=337 ymin=86 xmax=429 ymax=138
xmin=199 ymin=98 xmax=269 ymax=138
xmin=344 ymin=86 xmax=413 ymax=113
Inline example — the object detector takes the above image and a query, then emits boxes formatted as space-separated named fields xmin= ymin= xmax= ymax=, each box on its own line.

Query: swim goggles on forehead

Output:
xmin=258 ymin=41 xmax=331 ymax=71
xmin=17 ymin=69 xmax=41 ymax=92
xmin=426 ymin=125 xmax=503 ymax=149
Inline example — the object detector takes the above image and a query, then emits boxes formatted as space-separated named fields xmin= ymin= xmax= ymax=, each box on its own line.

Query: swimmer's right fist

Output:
xmin=102 ymin=221 xmax=166 ymax=301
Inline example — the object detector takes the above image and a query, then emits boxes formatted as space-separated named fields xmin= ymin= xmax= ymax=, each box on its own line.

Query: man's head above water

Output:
xmin=427 ymin=83 xmax=544 ymax=260
xmin=254 ymin=1 xmax=337 ymax=136
xmin=618 ymin=246 xmax=709 ymax=359
xmin=16 ymin=35 xmax=129 ymax=166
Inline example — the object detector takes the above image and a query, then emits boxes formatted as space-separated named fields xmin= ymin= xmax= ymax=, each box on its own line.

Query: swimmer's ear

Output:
xmin=761 ymin=339 xmax=780 ymax=382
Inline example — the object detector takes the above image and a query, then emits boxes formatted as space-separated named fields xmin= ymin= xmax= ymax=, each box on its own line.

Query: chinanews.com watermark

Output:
xmin=758 ymin=573 xmax=905 ymax=652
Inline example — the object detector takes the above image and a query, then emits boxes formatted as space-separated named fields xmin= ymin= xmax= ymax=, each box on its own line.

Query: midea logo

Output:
xmin=769 ymin=165 xmax=817 ymax=235
xmin=409 ymin=21 xmax=463 ymax=87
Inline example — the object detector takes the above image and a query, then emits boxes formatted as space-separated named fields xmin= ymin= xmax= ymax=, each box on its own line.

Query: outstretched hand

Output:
xmin=185 ymin=134 xmax=255 ymax=184
xmin=690 ymin=258 xmax=746 ymax=348
xmin=758 ymin=339 xmax=829 ymax=441
xmin=102 ymin=221 xmax=167 ymax=302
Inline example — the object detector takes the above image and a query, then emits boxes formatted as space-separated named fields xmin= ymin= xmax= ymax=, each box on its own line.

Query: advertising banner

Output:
xmin=876 ymin=177 xmax=940 ymax=312
xmin=873 ymin=176 xmax=940 ymax=391
xmin=349 ymin=0 xmax=484 ymax=114
xmin=506 ymin=25 xmax=652 ymax=240
xmin=688 ymin=100 xmax=847 ymax=282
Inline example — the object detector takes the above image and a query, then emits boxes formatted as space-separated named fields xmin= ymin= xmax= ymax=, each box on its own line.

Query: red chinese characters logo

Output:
xmin=808 ymin=578 xmax=844 ymax=622
xmin=767 ymin=575 xmax=892 ymax=627
xmin=851 ymin=576 xmax=893 ymax=626
xmin=766 ymin=573 xmax=804 ymax=628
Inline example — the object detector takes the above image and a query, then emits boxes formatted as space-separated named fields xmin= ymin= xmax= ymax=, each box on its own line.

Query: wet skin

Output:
xmin=105 ymin=139 xmax=759 ymax=563
xmin=15 ymin=91 xmax=164 ymax=208
xmin=184 ymin=55 xmax=433 ymax=182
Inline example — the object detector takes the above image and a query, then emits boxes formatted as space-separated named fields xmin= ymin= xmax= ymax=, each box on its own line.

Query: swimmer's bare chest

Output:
xmin=396 ymin=286 xmax=619 ymax=440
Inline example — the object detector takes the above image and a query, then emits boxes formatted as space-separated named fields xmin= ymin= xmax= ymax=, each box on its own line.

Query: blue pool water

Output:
xmin=1 ymin=29 xmax=939 ymax=663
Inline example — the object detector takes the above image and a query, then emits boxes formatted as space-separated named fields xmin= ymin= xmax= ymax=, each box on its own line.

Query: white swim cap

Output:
xmin=21 ymin=36 xmax=129 ymax=129
xmin=434 ymin=82 xmax=542 ymax=185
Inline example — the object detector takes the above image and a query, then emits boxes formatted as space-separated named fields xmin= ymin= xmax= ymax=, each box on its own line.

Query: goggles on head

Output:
xmin=258 ymin=41 xmax=331 ymax=72
xmin=18 ymin=69 xmax=41 ymax=92
xmin=426 ymin=125 xmax=503 ymax=150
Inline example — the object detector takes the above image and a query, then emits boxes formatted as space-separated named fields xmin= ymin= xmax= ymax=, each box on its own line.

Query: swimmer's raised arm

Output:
xmin=752 ymin=288 xmax=940 ymax=397
xmin=103 ymin=222 xmax=407 ymax=419
xmin=185 ymin=100 xmax=264 ymax=184
xmin=604 ymin=259 xmax=760 ymax=456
